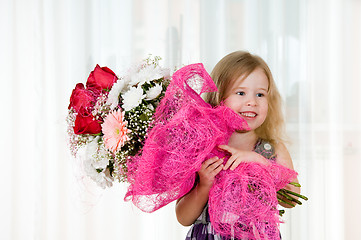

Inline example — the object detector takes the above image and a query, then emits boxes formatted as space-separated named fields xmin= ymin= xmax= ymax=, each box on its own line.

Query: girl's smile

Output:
xmin=240 ymin=111 xmax=257 ymax=118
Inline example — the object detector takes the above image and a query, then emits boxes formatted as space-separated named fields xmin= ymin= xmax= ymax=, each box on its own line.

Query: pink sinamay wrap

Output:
xmin=124 ymin=63 xmax=297 ymax=240
xmin=209 ymin=163 xmax=297 ymax=240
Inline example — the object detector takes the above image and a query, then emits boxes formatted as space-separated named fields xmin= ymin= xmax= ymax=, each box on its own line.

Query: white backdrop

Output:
xmin=1 ymin=0 xmax=361 ymax=239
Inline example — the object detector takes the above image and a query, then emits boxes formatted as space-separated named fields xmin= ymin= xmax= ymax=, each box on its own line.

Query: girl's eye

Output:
xmin=236 ymin=91 xmax=245 ymax=96
xmin=256 ymin=93 xmax=264 ymax=97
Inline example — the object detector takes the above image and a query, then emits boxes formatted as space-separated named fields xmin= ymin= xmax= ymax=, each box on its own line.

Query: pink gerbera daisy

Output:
xmin=102 ymin=109 xmax=131 ymax=153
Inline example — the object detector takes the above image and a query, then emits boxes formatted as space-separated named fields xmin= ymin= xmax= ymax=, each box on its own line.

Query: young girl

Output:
xmin=175 ymin=51 xmax=300 ymax=239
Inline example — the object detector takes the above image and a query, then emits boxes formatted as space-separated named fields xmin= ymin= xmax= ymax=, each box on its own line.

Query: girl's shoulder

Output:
xmin=272 ymin=141 xmax=294 ymax=169
xmin=253 ymin=138 xmax=277 ymax=161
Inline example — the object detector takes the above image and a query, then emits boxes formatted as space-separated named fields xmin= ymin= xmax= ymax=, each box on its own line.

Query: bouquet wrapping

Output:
xmin=209 ymin=163 xmax=297 ymax=240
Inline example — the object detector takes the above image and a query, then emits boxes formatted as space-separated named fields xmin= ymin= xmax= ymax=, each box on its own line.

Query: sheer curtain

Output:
xmin=1 ymin=0 xmax=360 ymax=239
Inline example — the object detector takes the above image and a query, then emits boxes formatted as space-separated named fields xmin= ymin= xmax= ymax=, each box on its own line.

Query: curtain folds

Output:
xmin=1 ymin=0 xmax=360 ymax=239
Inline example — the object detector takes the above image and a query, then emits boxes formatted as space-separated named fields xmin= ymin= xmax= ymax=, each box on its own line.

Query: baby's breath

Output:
xmin=145 ymin=55 xmax=161 ymax=67
xmin=113 ymin=149 xmax=133 ymax=182
xmin=92 ymin=93 xmax=111 ymax=120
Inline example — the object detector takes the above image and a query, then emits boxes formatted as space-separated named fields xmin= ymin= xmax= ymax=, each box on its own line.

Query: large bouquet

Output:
xmin=67 ymin=58 xmax=307 ymax=240
xmin=66 ymin=57 xmax=170 ymax=188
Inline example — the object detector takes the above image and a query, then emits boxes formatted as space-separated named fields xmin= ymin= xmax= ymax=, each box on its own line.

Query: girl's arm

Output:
xmin=274 ymin=142 xmax=301 ymax=208
xmin=175 ymin=156 xmax=223 ymax=226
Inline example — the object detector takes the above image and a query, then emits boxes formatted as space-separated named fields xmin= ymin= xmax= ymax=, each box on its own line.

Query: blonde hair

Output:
xmin=204 ymin=51 xmax=286 ymax=145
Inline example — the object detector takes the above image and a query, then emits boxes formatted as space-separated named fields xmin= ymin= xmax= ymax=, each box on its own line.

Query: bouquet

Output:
xmin=66 ymin=58 xmax=307 ymax=239
xmin=66 ymin=56 xmax=170 ymax=188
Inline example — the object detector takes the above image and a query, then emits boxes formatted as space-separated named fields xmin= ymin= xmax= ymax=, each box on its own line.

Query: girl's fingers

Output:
xmin=223 ymin=154 xmax=238 ymax=170
xmin=222 ymin=157 xmax=232 ymax=170
xmin=218 ymin=145 xmax=240 ymax=170
xmin=201 ymin=156 xmax=219 ymax=169
xmin=218 ymin=145 xmax=236 ymax=154
xmin=198 ymin=157 xmax=224 ymax=186
xmin=201 ymin=157 xmax=223 ymax=173
xmin=207 ymin=158 xmax=223 ymax=172
xmin=229 ymin=159 xmax=240 ymax=171
xmin=213 ymin=163 xmax=224 ymax=175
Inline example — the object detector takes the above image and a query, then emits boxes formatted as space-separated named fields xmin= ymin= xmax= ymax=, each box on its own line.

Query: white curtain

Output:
xmin=1 ymin=0 xmax=360 ymax=239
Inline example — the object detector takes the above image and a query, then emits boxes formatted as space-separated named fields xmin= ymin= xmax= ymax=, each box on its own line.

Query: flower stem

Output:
xmin=277 ymin=183 xmax=309 ymax=215
xmin=288 ymin=182 xmax=301 ymax=187
xmin=281 ymin=188 xmax=309 ymax=201
xmin=277 ymin=197 xmax=295 ymax=207
xmin=277 ymin=190 xmax=303 ymax=205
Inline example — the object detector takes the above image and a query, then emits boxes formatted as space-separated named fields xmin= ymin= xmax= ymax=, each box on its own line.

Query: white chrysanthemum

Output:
xmin=129 ymin=65 xmax=167 ymax=86
xmin=106 ymin=79 xmax=126 ymax=109
xmin=92 ymin=146 xmax=111 ymax=169
xmin=84 ymin=137 xmax=109 ymax=169
xmin=121 ymin=86 xmax=146 ymax=111
xmin=85 ymin=136 xmax=99 ymax=161
xmin=80 ymin=137 xmax=113 ymax=188
xmin=91 ymin=169 xmax=113 ymax=189
xmin=145 ymin=83 xmax=163 ymax=100
xmin=86 ymin=167 xmax=113 ymax=189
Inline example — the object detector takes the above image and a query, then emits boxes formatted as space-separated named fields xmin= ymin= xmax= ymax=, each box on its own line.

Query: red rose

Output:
xmin=86 ymin=64 xmax=117 ymax=92
xmin=73 ymin=114 xmax=102 ymax=135
xmin=68 ymin=83 xmax=96 ymax=115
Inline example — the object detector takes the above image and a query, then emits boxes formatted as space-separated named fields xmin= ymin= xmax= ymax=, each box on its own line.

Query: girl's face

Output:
xmin=223 ymin=68 xmax=269 ymax=131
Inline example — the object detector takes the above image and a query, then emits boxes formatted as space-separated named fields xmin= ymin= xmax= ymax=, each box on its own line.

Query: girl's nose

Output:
xmin=246 ymin=96 xmax=257 ymax=106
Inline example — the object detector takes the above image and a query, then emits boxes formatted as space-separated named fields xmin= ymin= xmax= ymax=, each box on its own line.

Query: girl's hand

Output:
xmin=198 ymin=156 xmax=224 ymax=190
xmin=176 ymin=156 xmax=223 ymax=226
xmin=218 ymin=145 xmax=270 ymax=170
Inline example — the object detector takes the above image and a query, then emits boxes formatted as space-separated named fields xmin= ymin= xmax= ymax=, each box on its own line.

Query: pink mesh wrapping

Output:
xmin=124 ymin=63 xmax=249 ymax=212
xmin=209 ymin=163 xmax=297 ymax=240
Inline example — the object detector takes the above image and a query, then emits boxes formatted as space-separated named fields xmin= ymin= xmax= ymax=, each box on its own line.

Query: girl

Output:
xmin=175 ymin=51 xmax=300 ymax=239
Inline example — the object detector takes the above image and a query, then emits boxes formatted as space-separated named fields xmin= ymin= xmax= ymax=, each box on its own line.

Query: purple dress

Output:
xmin=185 ymin=139 xmax=279 ymax=240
